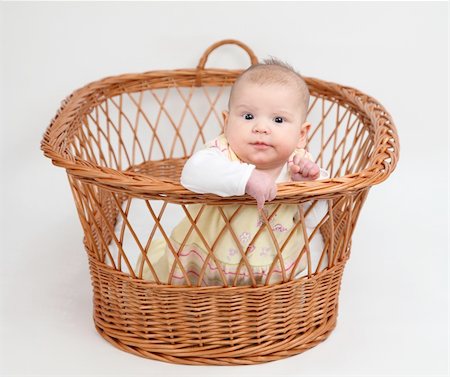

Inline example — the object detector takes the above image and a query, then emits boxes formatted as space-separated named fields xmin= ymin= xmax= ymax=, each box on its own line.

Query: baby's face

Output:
xmin=224 ymin=81 xmax=309 ymax=170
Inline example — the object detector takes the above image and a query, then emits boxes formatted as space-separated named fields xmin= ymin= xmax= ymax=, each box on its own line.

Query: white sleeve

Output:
xmin=180 ymin=148 xmax=256 ymax=197
xmin=303 ymin=168 xmax=330 ymax=228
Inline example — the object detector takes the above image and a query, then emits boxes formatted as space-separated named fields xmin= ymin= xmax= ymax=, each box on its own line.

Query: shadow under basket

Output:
xmin=41 ymin=39 xmax=399 ymax=365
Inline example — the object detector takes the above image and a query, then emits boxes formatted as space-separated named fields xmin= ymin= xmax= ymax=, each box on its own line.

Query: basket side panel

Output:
xmin=68 ymin=83 xmax=232 ymax=170
xmin=306 ymin=96 xmax=374 ymax=178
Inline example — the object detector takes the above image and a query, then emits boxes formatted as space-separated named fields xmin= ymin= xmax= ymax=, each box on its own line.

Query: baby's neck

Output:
xmin=256 ymin=165 xmax=284 ymax=180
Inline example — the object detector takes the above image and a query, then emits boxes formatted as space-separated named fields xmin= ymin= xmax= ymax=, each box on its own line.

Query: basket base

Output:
xmin=93 ymin=312 xmax=337 ymax=366
xmin=88 ymin=252 xmax=346 ymax=365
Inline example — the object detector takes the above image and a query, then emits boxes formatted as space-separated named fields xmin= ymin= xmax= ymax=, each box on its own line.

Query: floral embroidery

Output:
xmin=228 ymin=248 xmax=238 ymax=256
xmin=272 ymin=223 xmax=288 ymax=232
xmin=239 ymin=232 xmax=251 ymax=246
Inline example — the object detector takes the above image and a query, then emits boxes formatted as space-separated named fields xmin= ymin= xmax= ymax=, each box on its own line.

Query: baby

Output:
xmin=136 ymin=59 xmax=329 ymax=286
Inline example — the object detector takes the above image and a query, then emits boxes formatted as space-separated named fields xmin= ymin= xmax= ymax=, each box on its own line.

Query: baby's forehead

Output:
xmin=230 ymin=77 xmax=305 ymax=106
xmin=234 ymin=78 xmax=298 ymax=93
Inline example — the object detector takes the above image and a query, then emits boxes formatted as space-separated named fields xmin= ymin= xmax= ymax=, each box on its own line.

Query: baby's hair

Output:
xmin=229 ymin=57 xmax=310 ymax=118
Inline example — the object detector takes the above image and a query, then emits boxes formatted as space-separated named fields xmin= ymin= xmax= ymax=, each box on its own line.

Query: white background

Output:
xmin=0 ymin=2 xmax=448 ymax=376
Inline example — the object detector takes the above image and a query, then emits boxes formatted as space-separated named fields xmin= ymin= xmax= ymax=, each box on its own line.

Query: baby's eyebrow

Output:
xmin=273 ymin=110 xmax=294 ymax=118
xmin=235 ymin=104 xmax=255 ymax=110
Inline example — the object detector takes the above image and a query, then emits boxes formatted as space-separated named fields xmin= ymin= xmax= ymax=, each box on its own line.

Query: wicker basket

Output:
xmin=41 ymin=39 xmax=399 ymax=365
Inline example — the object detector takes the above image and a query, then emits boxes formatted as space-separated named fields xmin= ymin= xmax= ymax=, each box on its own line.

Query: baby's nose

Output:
xmin=253 ymin=121 xmax=270 ymax=134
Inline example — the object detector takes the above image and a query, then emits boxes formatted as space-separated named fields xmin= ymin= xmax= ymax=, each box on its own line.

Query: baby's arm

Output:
xmin=181 ymin=148 xmax=255 ymax=196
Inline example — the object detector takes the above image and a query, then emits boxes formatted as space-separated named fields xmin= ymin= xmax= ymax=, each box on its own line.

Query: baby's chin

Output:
xmin=235 ymin=150 xmax=289 ymax=169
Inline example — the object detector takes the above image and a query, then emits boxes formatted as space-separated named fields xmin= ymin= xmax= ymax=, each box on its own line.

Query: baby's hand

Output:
xmin=245 ymin=169 xmax=277 ymax=210
xmin=290 ymin=155 xmax=320 ymax=181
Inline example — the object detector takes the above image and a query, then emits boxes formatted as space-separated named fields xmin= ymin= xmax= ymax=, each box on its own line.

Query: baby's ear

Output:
xmin=222 ymin=110 xmax=229 ymax=129
xmin=298 ymin=122 xmax=311 ymax=148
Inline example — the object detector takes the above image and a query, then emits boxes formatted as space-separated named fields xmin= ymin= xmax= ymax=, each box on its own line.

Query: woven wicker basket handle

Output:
xmin=197 ymin=39 xmax=258 ymax=70
xmin=196 ymin=40 xmax=258 ymax=86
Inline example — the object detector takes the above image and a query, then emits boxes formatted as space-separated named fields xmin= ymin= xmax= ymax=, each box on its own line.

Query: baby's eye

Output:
xmin=243 ymin=113 xmax=254 ymax=120
xmin=274 ymin=116 xmax=284 ymax=124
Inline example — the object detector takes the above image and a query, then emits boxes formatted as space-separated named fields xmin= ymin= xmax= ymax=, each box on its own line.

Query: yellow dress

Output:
xmin=136 ymin=134 xmax=314 ymax=286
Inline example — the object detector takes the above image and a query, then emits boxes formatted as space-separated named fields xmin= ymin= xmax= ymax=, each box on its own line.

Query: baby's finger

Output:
xmin=290 ymin=164 xmax=300 ymax=174
xmin=297 ymin=158 xmax=308 ymax=172
xmin=256 ymin=193 xmax=265 ymax=209
xmin=268 ymin=185 xmax=277 ymax=201
xmin=301 ymin=167 xmax=315 ymax=181
xmin=297 ymin=161 xmax=307 ymax=176
xmin=304 ymin=164 xmax=313 ymax=177
xmin=309 ymin=164 xmax=320 ymax=179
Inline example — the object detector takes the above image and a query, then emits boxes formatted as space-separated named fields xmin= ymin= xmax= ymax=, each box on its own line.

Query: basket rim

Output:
xmin=41 ymin=68 xmax=399 ymax=201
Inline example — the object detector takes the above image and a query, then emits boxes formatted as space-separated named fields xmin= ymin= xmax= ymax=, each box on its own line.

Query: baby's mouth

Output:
xmin=250 ymin=141 xmax=272 ymax=150
xmin=251 ymin=141 xmax=271 ymax=147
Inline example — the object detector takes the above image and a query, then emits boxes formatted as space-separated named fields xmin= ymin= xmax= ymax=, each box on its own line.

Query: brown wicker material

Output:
xmin=41 ymin=39 xmax=399 ymax=365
